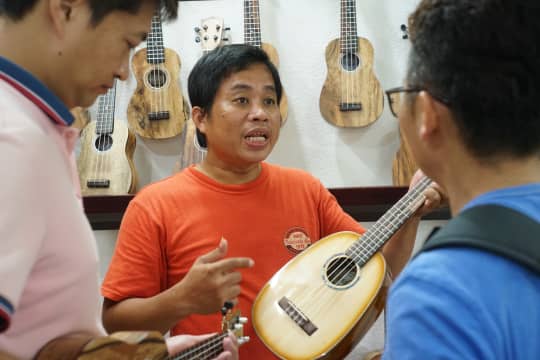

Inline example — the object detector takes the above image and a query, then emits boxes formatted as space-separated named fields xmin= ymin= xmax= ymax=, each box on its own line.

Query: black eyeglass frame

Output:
xmin=385 ymin=86 xmax=451 ymax=117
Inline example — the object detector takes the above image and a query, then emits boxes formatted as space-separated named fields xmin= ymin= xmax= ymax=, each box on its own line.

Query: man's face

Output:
xmin=56 ymin=1 xmax=154 ymax=108
xmin=199 ymin=63 xmax=282 ymax=169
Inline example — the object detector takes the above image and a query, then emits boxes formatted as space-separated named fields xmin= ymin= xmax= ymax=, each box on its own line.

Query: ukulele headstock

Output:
xmin=195 ymin=17 xmax=230 ymax=52
xmin=221 ymin=304 xmax=250 ymax=345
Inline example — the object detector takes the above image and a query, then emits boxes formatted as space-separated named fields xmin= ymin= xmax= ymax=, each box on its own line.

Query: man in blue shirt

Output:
xmin=383 ymin=0 xmax=540 ymax=358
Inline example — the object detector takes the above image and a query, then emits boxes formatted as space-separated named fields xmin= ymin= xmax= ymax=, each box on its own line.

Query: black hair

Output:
xmin=188 ymin=44 xmax=283 ymax=148
xmin=0 ymin=0 xmax=178 ymax=24
xmin=407 ymin=0 xmax=540 ymax=158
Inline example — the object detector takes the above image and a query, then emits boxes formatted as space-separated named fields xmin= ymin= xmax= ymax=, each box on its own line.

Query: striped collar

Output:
xmin=0 ymin=56 xmax=74 ymax=126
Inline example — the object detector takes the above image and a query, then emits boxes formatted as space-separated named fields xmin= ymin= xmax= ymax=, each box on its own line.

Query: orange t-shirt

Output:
xmin=102 ymin=162 xmax=365 ymax=359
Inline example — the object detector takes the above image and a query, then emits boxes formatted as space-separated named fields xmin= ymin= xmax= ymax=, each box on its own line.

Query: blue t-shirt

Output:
xmin=383 ymin=183 xmax=540 ymax=359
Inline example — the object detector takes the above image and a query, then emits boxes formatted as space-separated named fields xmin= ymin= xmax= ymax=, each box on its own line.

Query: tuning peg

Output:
xmin=221 ymin=300 xmax=234 ymax=315
xmin=238 ymin=336 xmax=250 ymax=345
xmin=223 ymin=37 xmax=230 ymax=42
xmin=216 ymin=24 xmax=221 ymax=31
xmin=203 ymin=24 xmax=208 ymax=30
xmin=239 ymin=317 xmax=248 ymax=324
xmin=234 ymin=323 xmax=244 ymax=331
xmin=213 ymin=35 xmax=219 ymax=41
xmin=195 ymin=36 xmax=201 ymax=43
xmin=194 ymin=26 xmax=201 ymax=33
xmin=224 ymin=27 xmax=231 ymax=31
xmin=400 ymin=24 xmax=409 ymax=39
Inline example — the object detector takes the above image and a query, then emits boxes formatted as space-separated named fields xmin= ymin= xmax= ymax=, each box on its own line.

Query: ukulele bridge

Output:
xmin=339 ymin=102 xmax=363 ymax=112
xmin=87 ymin=179 xmax=110 ymax=188
xmin=278 ymin=296 xmax=318 ymax=336
xmin=148 ymin=111 xmax=170 ymax=121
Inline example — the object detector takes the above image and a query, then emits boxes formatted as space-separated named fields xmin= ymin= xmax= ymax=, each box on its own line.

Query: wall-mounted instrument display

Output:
xmin=243 ymin=0 xmax=289 ymax=124
xmin=78 ymin=80 xmax=137 ymax=196
xmin=319 ymin=0 xmax=383 ymax=127
xmin=127 ymin=10 xmax=187 ymax=139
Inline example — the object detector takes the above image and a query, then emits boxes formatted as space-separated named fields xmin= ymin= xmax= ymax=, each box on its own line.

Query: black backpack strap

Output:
xmin=420 ymin=204 xmax=540 ymax=274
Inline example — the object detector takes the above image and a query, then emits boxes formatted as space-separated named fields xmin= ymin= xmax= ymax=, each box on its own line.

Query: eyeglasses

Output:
xmin=385 ymin=86 xmax=450 ymax=117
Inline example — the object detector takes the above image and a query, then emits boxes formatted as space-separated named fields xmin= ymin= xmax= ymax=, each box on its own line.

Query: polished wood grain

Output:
xmin=319 ymin=38 xmax=383 ymax=127
xmin=252 ymin=231 xmax=389 ymax=360
xmin=392 ymin=131 xmax=418 ymax=186
xmin=127 ymin=47 xmax=187 ymax=139
xmin=77 ymin=120 xmax=137 ymax=196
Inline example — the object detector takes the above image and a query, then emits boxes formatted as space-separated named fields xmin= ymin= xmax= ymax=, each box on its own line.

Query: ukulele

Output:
xmin=243 ymin=0 xmax=289 ymax=124
xmin=176 ymin=17 xmax=228 ymax=172
xmin=319 ymin=0 xmax=383 ymax=127
xmin=127 ymin=10 xmax=187 ymax=139
xmin=35 ymin=308 xmax=249 ymax=360
xmin=70 ymin=107 xmax=90 ymax=130
xmin=392 ymin=131 xmax=418 ymax=186
xmin=167 ymin=307 xmax=250 ymax=360
xmin=252 ymin=176 xmax=433 ymax=360
xmin=77 ymin=80 xmax=137 ymax=196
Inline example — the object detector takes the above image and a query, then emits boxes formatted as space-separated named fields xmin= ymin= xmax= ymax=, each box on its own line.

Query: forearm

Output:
xmin=382 ymin=215 xmax=420 ymax=278
xmin=102 ymin=286 xmax=195 ymax=334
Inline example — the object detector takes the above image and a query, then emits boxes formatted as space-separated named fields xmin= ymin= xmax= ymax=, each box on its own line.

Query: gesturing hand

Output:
xmin=173 ymin=238 xmax=254 ymax=315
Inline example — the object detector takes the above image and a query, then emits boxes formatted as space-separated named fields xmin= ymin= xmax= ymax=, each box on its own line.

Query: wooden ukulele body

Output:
xmin=77 ymin=120 xmax=137 ymax=196
xmin=128 ymin=48 xmax=187 ymax=139
xmin=319 ymin=37 xmax=383 ymax=127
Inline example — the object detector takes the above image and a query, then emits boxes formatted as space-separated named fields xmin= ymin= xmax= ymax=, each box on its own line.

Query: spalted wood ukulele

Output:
xmin=35 ymin=308 xmax=249 ymax=360
xmin=243 ymin=0 xmax=289 ymax=124
xmin=253 ymin=176 xmax=433 ymax=360
xmin=319 ymin=0 xmax=383 ymax=127
xmin=127 ymin=10 xmax=187 ymax=139
xmin=77 ymin=80 xmax=137 ymax=196
xmin=176 ymin=17 xmax=228 ymax=171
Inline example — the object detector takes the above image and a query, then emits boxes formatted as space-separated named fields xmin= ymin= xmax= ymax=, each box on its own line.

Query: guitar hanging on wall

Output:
xmin=319 ymin=0 xmax=383 ymax=127
xmin=127 ymin=10 xmax=187 ymax=139
xmin=253 ymin=176 xmax=433 ymax=359
xmin=77 ymin=80 xmax=137 ymax=196
xmin=243 ymin=0 xmax=289 ymax=124
xmin=176 ymin=17 xmax=230 ymax=172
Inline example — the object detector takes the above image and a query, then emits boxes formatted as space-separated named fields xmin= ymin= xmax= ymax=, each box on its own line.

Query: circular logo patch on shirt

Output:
xmin=283 ymin=227 xmax=312 ymax=254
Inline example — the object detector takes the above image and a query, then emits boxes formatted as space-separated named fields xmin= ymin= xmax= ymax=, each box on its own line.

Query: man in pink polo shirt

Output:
xmin=0 ymin=1 xmax=239 ymax=359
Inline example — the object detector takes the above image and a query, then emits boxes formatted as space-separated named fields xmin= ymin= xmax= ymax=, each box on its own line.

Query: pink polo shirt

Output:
xmin=0 ymin=57 xmax=104 ymax=359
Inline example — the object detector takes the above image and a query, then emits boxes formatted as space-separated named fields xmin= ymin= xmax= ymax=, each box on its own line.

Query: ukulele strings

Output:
xmin=293 ymin=177 xmax=432 ymax=320
xmin=170 ymin=333 xmax=227 ymax=360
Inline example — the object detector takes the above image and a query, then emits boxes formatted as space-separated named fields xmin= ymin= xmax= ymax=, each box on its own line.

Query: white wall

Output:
xmin=93 ymin=0 xmax=444 ymax=356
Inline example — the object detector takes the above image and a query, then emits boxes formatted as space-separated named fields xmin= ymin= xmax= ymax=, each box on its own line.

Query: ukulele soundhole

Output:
xmin=94 ymin=134 xmax=113 ymax=152
xmin=340 ymin=52 xmax=361 ymax=72
xmin=147 ymin=69 xmax=167 ymax=88
xmin=323 ymin=255 xmax=360 ymax=290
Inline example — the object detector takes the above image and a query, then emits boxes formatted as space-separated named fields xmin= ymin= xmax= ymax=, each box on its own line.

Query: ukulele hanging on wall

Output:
xmin=77 ymin=80 xmax=137 ymax=196
xmin=176 ymin=17 xmax=229 ymax=171
xmin=319 ymin=0 xmax=383 ymax=127
xmin=243 ymin=0 xmax=289 ymax=124
xmin=393 ymin=23 xmax=418 ymax=186
xmin=127 ymin=10 xmax=187 ymax=139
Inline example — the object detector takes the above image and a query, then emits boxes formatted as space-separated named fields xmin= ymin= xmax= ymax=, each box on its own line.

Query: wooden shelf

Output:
xmin=84 ymin=186 xmax=450 ymax=230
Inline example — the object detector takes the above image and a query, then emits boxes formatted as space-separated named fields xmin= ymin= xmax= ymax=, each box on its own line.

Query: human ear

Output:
xmin=192 ymin=107 xmax=208 ymax=135
xmin=416 ymin=91 xmax=440 ymax=142
xmin=48 ymin=0 xmax=83 ymax=37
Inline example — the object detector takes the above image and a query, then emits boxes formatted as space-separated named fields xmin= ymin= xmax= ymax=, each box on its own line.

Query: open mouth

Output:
xmin=244 ymin=130 xmax=270 ymax=145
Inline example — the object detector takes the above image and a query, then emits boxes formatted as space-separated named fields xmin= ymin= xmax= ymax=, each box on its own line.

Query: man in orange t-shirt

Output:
xmin=101 ymin=44 xmax=443 ymax=359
